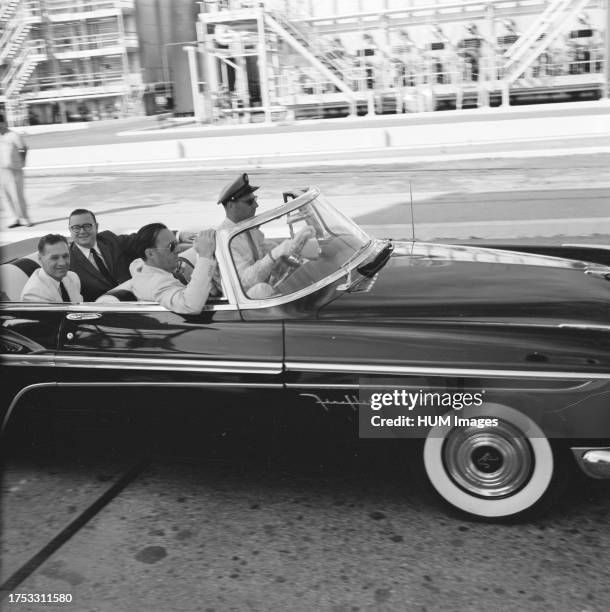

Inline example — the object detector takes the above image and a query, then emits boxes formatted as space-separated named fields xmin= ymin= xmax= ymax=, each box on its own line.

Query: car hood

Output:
xmin=319 ymin=242 xmax=610 ymax=326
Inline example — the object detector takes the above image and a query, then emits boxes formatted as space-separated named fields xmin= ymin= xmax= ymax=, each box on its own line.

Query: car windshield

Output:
xmin=228 ymin=192 xmax=371 ymax=300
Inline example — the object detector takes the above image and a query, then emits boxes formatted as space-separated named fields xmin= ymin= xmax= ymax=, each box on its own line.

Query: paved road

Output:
xmin=3 ymin=154 xmax=610 ymax=246
xmin=2 ymin=400 xmax=609 ymax=612
xmin=1 ymin=154 xmax=609 ymax=611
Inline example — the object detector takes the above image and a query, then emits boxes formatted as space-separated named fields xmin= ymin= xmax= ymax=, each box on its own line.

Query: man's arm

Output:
xmin=14 ymin=132 xmax=27 ymax=164
xmin=153 ymin=257 xmax=216 ymax=314
xmin=71 ymin=273 xmax=84 ymax=302
xmin=232 ymin=236 xmax=275 ymax=291
xmin=232 ymin=226 xmax=315 ymax=292
xmin=155 ymin=229 xmax=217 ymax=314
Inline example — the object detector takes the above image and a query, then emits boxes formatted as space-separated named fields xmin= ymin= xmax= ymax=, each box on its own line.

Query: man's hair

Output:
xmin=69 ymin=208 xmax=97 ymax=223
xmin=38 ymin=234 xmax=68 ymax=254
xmin=134 ymin=223 xmax=168 ymax=261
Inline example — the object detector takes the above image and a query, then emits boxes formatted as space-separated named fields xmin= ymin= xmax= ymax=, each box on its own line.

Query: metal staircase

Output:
xmin=0 ymin=0 xmax=20 ymax=23
xmin=264 ymin=8 xmax=357 ymax=109
xmin=1 ymin=39 xmax=47 ymax=99
xmin=502 ymin=0 xmax=591 ymax=86
xmin=0 ymin=17 xmax=33 ymax=65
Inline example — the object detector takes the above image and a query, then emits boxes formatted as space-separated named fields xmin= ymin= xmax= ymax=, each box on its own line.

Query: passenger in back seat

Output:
xmin=21 ymin=234 xmax=82 ymax=303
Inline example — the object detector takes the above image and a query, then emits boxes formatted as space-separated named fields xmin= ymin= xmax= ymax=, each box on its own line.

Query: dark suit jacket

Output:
xmin=70 ymin=230 xmax=138 ymax=301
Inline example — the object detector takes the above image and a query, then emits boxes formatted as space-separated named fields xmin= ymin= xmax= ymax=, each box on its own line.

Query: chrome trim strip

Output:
xmin=285 ymin=380 xmax=597 ymax=392
xmin=1 ymin=382 xmax=57 ymax=435
xmin=558 ymin=324 xmax=610 ymax=332
xmin=1 ymin=381 xmax=283 ymax=435
xmin=0 ymin=354 xmax=54 ymax=366
xmin=562 ymin=244 xmax=610 ymax=251
xmin=285 ymin=362 xmax=610 ymax=381
xmin=54 ymin=355 xmax=282 ymax=374
xmin=0 ymin=301 xmax=238 ymax=313
xmin=1 ymin=354 xmax=282 ymax=374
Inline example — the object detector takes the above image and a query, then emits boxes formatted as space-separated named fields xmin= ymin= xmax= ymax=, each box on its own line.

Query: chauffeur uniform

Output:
xmin=216 ymin=173 xmax=278 ymax=294
xmin=69 ymin=230 xmax=136 ymax=301
xmin=21 ymin=269 xmax=83 ymax=303
xmin=217 ymin=217 xmax=276 ymax=292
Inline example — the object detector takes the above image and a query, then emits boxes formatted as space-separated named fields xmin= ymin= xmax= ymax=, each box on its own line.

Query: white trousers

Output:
xmin=0 ymin=167 xmax=29 ymax=221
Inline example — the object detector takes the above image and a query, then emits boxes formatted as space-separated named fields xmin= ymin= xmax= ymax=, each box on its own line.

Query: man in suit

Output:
xmin=68 ymin=208 xmax=197 ymax=301
xmin=21 ymin=234 xmax=82 ymax=302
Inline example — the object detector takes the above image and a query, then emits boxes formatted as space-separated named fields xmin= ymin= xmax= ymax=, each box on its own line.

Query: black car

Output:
xmin=2 ymin=187 xmax=609 ymax=520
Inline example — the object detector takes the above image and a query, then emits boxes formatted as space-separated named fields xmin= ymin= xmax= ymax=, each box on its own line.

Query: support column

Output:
xmin=257 ymin=7 xmax=272 ymax=123
xmin=606 ymin=0 xmax=610 ymax=99
xmin=184 ymin=45 xmax=204 ymax=122
xmin=196 ymin=19 xmax=214 ymax=123
xmin=477 ymin=3 xmax=496 ymax=108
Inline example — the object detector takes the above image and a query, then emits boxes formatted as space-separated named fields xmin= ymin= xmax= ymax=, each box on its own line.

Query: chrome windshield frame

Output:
xmin=215 ymin=186 xmax=378 ymax=310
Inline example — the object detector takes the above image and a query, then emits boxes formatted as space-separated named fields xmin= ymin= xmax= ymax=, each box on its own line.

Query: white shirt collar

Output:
xmin=39 ymin=267 xmax=65 ymax=289
xmin=75 ymin=241 xmax=99 ymax=258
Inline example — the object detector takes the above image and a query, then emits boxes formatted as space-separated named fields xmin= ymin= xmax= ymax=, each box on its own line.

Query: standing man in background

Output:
xmin=0 ymin=114 xmax=32 ymax=228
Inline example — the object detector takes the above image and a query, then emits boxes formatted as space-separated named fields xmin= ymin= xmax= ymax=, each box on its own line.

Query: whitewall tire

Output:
xmin=423 ymin=403 xmax=555 ymax=519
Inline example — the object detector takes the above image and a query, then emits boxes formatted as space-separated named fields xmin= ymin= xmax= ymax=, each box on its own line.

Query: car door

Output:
xmin=55 ymin=301 xmax=284 ymax=394
xmin=1 ymin=303 xmax=66 ymax=416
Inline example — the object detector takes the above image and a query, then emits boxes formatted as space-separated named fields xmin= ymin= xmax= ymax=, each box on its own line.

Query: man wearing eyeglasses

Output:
xmin=217 ymin=173 xmax=313 ymax=293
xmin=68 ymin=208 xmax=198 ymax=301
xmin=129 ymin=223 xmax=216 ymax=314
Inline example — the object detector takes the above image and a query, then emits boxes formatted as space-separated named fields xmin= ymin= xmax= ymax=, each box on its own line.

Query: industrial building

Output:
xmin=1 ymin=0 xmax=607 ymax=125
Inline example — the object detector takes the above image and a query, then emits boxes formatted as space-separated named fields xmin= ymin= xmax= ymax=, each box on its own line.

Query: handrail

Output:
xmin=0 ymin=39 xmax=47 ymax=97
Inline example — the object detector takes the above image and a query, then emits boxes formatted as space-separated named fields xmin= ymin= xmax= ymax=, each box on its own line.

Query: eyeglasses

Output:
xmin=154 ymin=240 xmax=178 ymax=253
xmin=243 ymin=196 xmax=257 ymax=206
xmin=70 ymin=223 xmax=94 ymax=232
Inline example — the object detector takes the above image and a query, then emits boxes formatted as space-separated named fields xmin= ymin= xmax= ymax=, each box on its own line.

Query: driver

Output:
xmin=216 ymin=173 xmax=313 ymax=295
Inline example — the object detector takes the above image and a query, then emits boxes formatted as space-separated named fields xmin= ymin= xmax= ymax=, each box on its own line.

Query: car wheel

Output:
xmin=422 ymin=403 xmax=559 ymax=520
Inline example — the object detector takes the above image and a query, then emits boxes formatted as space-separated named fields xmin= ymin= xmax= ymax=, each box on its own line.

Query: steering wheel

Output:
xmin=270 ymin=253 xmax=306 ymax=290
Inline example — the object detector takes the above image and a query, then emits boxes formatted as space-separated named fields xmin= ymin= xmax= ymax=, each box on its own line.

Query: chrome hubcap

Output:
xmin=443 ymin=420 xmax=533 ymax=498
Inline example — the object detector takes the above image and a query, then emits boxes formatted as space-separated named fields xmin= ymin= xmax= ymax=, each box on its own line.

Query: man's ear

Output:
xmin=144 ymin=247 xmax=154 ymax=261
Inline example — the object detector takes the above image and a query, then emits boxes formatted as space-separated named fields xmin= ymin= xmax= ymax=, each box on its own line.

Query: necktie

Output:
xmin=59 ymin=281 xmax=70 ymax=302
xmin=90 ymin=248 xmax=114 ymax=284
xmin=245 ymin=231 xmax=259 ymax=261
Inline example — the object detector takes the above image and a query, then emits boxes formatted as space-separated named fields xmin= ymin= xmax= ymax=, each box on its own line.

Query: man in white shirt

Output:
xmin=130 ymin=222 xmax=216 ymax=314
xmin=21 ymin=234 xmax=83 ymax=302
xmin=216 ymin=173 xmax=313 ymax=294
xmin=0 ymin=114 xmax=31 ymax=228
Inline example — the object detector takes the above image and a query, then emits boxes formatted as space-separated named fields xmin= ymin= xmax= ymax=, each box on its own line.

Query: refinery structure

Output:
xmin=0 ymin=0 xmax=608 ymax=125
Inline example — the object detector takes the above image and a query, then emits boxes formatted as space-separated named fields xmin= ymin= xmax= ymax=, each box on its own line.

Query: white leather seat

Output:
xmin=0 ymin=254 xmax=40 ymax=301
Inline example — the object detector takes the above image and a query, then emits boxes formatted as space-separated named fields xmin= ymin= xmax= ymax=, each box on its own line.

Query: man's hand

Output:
xmin=178 ymin=230 xmax=197 ymax=243
xmin=271 ymin=226 xmax=315 ymax=261
xmin=194 ymin=229 xmax=216 ymax=259
xmin=292 ymin=226 xmax=315 ymax=251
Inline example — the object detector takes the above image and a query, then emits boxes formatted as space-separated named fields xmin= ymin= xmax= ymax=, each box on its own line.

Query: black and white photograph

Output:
xmin=1 ymin=0 xmax=609 ymax=610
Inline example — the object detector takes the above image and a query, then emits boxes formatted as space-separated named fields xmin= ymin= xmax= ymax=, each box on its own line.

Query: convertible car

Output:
xmin=1 ymin=186 xmax=609 ymax=520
